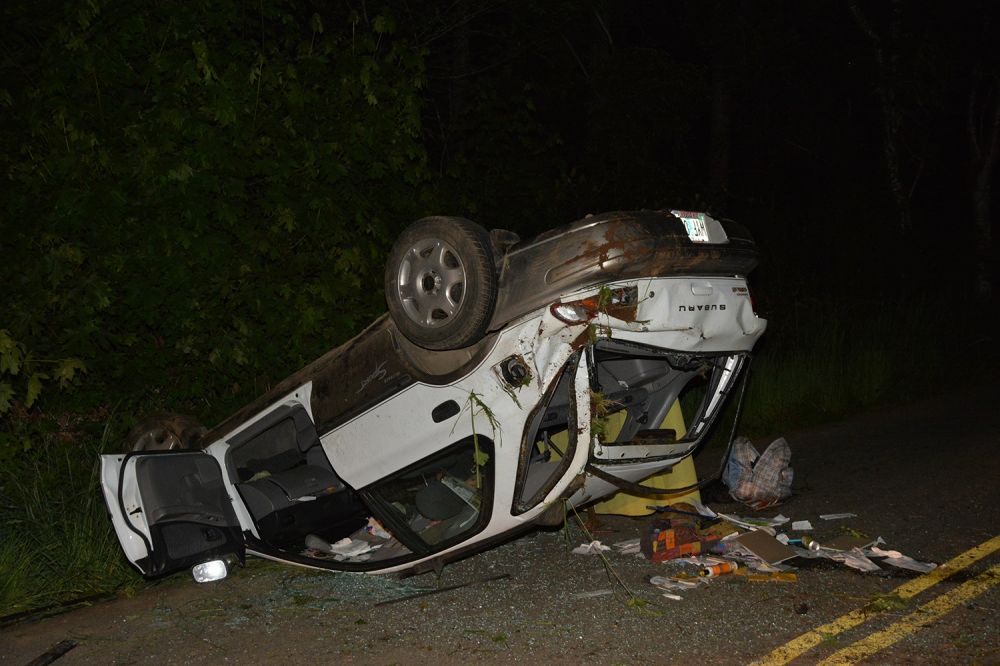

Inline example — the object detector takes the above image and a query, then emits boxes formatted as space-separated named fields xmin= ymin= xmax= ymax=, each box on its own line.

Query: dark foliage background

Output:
xmin=0 ymin=0 xmax=997 ymax=613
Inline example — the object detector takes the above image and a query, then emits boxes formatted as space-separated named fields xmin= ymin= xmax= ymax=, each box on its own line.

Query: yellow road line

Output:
xmin=818 ymin=562 xmax=1000 ymax=665
xmin=750 ymin=533 xmax=1000 ymax=666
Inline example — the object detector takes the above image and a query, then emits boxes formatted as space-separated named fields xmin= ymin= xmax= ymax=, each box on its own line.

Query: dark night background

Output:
xmin=2 ymin=0 xmax=998 ymax=419
xmin=0 ymin=0 xmax=999 ymax=617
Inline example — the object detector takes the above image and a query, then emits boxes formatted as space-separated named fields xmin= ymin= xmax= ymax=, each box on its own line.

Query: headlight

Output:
xmin=191 ymin=557 xmax=231 ymax=583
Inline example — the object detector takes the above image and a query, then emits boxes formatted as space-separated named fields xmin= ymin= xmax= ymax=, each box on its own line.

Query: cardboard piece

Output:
xmin=733 ymin=529 xmax=798 ymax=564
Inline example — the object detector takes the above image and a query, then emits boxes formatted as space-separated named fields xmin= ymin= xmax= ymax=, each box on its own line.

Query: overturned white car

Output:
xmin=101 ymin=209 xmax=766 ymax=581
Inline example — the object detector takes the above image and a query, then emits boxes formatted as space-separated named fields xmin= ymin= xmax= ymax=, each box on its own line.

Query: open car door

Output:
xmin=100 ymin=451 xmax=245 ymax=579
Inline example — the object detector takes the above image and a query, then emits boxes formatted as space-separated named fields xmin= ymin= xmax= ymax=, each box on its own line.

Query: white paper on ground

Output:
xmin=719 ymin=513 xmax=788 ymax=536
xmin=792 ymin=520 xmax=814 ymax=531
xmin=686 ymin=500 xmax=719 ymax=518
xmin=868 ymin=546 xmax=937 ymax=573
xmin=572 ymin=540 xmax=611 ymax=555
xmin=824 ymin=546 xmax=882 ymax=572
xmin=819 ymin=512 xmax=857 ymax=520
xmin=613 ymin=538 xmax=641 ymax=554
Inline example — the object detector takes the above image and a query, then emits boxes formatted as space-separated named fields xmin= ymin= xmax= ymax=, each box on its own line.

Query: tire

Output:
xmin=126 ymin=414 xmax=206 ymax=452
xmin=385 ymin=216 xmax=496 ymax=350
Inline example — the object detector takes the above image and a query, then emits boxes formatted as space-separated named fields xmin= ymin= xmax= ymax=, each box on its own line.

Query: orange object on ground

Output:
xmin=641 ymin=523 xmax=721 ymax=563
xmin=699 ymin=562 xmax=739 ymax=577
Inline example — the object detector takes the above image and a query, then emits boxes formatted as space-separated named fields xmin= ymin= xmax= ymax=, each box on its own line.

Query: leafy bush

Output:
xmin=0 ymin=0 xmax=439 ymax=617
xmin=2 ymin=0 xmax=433 ymax=421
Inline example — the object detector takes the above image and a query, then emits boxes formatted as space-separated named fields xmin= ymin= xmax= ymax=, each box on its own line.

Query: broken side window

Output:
xmin=588 ymin=340 xmax=745 ymax=460
xmin=512 ymin=354 xmax=580 ymax=515
xmin=366 ymin=436 xmax=494 ymax=548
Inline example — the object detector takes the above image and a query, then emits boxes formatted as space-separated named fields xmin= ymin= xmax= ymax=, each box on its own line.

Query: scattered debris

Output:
xmin=715 ymin=512 xmax=788 ymax=532
xmin=699 ymin=562 xmax=739 ymax=577
xmin=819 ymin=512 xmax=857 ymax=520
xmin=723 ymin=436 xmax=793 ymax=509
xmin=813 ymin=547 xmax=881 ymax=572
xmin=737 ymin=570 xmax=798 ymax=584
xmin=868 ymin=547 xmax=937 ymax=573
xmin=612 ymin=538 xmax=642 ymax=555
xmin=625 ymin=500 xmax=938 ymax=599
xmin=786 ymin=536 xmax=820 ymax=551
xmin=642 ymin=521 xmax=721 ymax=562
xmin=304 ymin=534 xmax=382 ymax=561
xmin=365 ymin=517 xmax=392 ymax=539
xmin=649 ymin=575 xmax=705 ymax=591
xmin=731 ymin=529 xmax=798 ymax=565
xmin=572 ymin=540 xmax=612 ymax=555
xmin=572 ymin=589 xmax=614 ymax=599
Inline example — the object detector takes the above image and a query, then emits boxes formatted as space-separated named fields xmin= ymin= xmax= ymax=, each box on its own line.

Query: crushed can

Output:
xmin=789 ymin=536 xmax=821 ymax=551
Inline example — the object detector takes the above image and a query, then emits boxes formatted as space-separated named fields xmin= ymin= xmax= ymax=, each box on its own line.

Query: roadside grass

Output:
xmin=692 ymin=293 xmax=976 ymax=466
xmin=737 ymin=295 xmax=955 ymax=436
xmin=0 ymin=423 xmax=140 ymax=619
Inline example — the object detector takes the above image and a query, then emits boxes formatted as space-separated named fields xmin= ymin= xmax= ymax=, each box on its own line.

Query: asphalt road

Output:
xmin=3 ymin=383 xmax=999 ymax=665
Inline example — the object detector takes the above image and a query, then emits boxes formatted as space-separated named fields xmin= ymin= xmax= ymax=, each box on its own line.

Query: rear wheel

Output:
xmin=385 ymin=217 xmax=496 ymax=350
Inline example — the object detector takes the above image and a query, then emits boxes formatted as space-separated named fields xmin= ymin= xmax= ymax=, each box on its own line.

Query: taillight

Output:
xmin=550 ymin=286 xmax=639 ymax=324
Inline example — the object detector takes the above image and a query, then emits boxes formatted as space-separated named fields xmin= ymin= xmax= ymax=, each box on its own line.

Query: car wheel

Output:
xmin=385 ymin=216 xmax=496 ymax=350
xmin=126 ymin=414 xmax=206 ymax=452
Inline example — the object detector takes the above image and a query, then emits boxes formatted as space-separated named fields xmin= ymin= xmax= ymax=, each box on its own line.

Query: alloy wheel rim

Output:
xmin=396 ymin=238 xmax=467 ymax=328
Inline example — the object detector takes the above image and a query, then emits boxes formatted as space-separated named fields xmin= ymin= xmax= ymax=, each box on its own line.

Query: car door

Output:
xmin=100 ymin=450 xmax=245 ymax=578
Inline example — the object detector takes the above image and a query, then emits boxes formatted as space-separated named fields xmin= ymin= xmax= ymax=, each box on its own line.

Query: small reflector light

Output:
xmin=192 ymin=559 xmax=229 ymax=583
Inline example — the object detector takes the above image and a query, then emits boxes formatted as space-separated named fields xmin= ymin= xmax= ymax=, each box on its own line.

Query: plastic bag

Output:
xmin=723 ymin=436 xmax=793 ymax=509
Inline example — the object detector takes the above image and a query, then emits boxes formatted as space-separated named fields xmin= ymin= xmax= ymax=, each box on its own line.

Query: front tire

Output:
xmin=384 ymin=217 xmax=496 ymax=350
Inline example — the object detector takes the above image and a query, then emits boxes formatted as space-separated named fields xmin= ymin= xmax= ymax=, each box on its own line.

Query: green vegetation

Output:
xmin=1 ymin=415 xmax=141 ymax=617
xmin=2 ymin=0 xmax=431 ymax=422
xmin=2 ymin=0 xmax=436 ymax=619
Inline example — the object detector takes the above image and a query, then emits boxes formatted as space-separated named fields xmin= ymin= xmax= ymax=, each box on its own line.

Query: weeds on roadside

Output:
xmin=0 ymin=415 xmax=140 ymax=618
